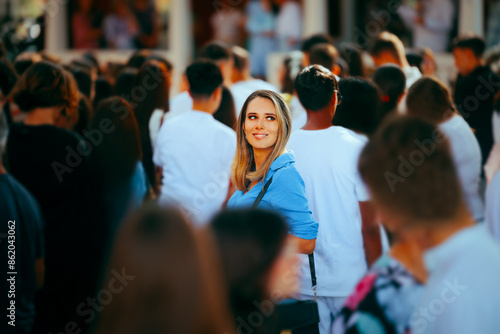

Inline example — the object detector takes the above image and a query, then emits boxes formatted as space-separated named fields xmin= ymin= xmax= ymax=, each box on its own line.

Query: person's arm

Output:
xmin=223 ymin=180 xmax=236 ymax=208
xmin=359 ymin=201 xmax=382 ymax=267
xmin=272 ymin=168 xmax=318 ymax=255
xmin=288 ymin=234 xmax=316 ymax=254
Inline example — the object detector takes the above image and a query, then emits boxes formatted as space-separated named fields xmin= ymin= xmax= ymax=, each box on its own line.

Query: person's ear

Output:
xmin=332 ymin=64 xmax=341 ymax=76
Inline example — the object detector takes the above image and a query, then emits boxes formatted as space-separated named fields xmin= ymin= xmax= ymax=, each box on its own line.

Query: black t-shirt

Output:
xmin=6 ymin=123 xmax=108 ymax=334
xmin=454 ymin=66 xmax=500 ymax=164
xmin=0 ymin=174 xmax=44 ymax=334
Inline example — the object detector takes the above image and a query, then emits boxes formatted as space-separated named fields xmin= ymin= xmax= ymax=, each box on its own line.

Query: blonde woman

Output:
xmin=227 ymin=90 xmax=317 ymax=254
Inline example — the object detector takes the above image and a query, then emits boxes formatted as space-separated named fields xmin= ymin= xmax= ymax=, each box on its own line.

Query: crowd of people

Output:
xmin=1 ymin=26 xmax=500 ymax=334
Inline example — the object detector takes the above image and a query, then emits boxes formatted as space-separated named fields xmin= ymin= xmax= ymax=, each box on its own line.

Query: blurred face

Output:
xmin=453 ymin=48 xmax=474 ymax=76
xmin=243 ymin=97 xmax=280 ymax=155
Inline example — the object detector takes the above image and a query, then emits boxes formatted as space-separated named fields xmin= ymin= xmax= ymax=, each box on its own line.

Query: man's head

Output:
xmin=301 ymin=33 xmax=334 ymax=66
xmin=186 ymin=60 xmax=223 ymax=113
xmin=199 ymin=42 xmax=233 ymax=85
xmin=452 ymin=35 xmax=485 ymax=76
xmin=358 ymin=115 xmax=464 ymax=234
xmin=294 ymin=65 xmax=339 ymax=117
xmin=368 ymin=32 xmax=406 ymax=68
xmin=231 ymin=46 xmax=250 ymax=83
xmin=308 ymin=43 xmax=341 ymax=76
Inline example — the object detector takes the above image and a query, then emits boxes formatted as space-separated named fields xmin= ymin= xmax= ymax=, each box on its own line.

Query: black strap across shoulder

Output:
xmin=251 ymin=175 xmax=317 ymax=291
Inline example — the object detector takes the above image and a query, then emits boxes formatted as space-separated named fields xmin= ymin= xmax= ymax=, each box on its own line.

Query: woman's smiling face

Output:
xmin=243 ymin=97 xmax=279 ymax=154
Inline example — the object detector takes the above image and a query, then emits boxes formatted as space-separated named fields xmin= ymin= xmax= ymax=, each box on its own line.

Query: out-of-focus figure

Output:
xmin=398 ymin=0 xmax=454 ymax=53
xmin=274 ymin=0 xmax=302 ymax=52
xmin=210 ymin=6 xmax=245 ymax=46
xmin=72 ymin=0 xmax=102 ymax=49
xmin=486 ymin=0 xmax=500 ymax=49
xmin=245 ymin=0 xmax=276 ymax=78
xmin=131 ymin=0 xmax=159 ymax=49
xmin=103 ymin=0 xmax=138 ymax=49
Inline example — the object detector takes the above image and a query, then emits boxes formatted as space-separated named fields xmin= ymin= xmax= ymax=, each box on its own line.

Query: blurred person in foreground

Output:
xmin=353 ymin=115 xmax=500 ymax=334
xmin=211 ymin=209 xmax=299 ymax=334
xmin=93 ymin=204 xmax=233 ymax=334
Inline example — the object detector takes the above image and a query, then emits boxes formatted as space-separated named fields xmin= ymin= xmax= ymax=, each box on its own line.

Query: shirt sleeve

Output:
xmin=270 ymin=167 xmax=318 ymax=240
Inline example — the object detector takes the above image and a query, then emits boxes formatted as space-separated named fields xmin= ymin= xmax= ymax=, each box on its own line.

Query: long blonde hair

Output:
xmin=231 ymin=90 xmax=292 ymax=191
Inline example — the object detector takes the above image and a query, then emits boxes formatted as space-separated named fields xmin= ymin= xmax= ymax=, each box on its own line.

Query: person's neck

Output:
xmin=411 ymin=209 xmax=475 ymax=251
xmin=192 ymin=100 xmax=215 ymax=115
xmin=232 ymin=71 xmax=252 ymax=84
xmin=253 ymin=149 xmax=271 ymax=171
xmin=463 ymin=58 xmax=485 ymax=77
xmin=302 ymin=108 xmax=333 ymax=131
xmin=23 ymin=107 xmax=58 ymax=126
xmin=389 ymin=239 xmax=427 ymax=283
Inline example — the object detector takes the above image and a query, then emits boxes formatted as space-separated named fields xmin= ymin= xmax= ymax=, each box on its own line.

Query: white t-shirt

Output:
xmin=290 ymin=96 xmax=307 ymax=132
xmin=413 ymin=224 xmax=500 ymax=334
xmin=492 ymin=110 xmax=500 ymax=143
xmin=439 ymin=114 xmax=484 ymax=221
xmin=149 ymin=108 xmax=164 ymax=152
xmin=287 ymin=126 xmax=370 ymax=297
xmin=168 ymin=91 xmax=192 ymax=120
xmin=153 ymin=110 xmax=236 ymax=225
xmin=230 ymin=79 xmax=279 ymax=117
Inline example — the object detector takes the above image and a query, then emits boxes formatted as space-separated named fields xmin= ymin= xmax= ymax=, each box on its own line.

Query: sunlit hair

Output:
xmin=231 ymin=90 xmax=291 ymax=191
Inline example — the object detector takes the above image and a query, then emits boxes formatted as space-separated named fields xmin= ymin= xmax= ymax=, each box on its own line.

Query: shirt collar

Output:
xmin=424 ymin=224 xmax=485 ymax=274
xmin=190 ymin=110 xmax=214 ymax=118
xmin=269 ymin=151 xmax=295 ymax=172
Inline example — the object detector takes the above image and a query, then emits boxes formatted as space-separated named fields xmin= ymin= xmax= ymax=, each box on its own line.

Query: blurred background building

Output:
xmin=0 ymin=0 xmax=497 ymax=91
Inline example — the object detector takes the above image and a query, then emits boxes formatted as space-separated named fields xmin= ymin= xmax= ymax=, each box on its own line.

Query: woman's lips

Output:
xmin=253 ymin=133 xmax=268 ymax=139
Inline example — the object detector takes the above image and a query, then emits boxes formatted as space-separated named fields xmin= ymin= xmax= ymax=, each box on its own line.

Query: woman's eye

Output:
xmin=266 ymin=116 xmax=276 ymax=121
xmin=248 ymin=115 xmax=257 ymax=120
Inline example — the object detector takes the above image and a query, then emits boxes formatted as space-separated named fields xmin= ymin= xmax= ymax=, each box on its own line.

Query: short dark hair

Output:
xmin=372 ymin=64 xmax=406 ymax=121
xmin=406 ymin=76 xmax=456 ymax=124
xmin=301 ymin=33 xmax=334 ymax=53
xmin=452 ymin=35 xmax=486 ymax=57
xmin=199 ymin=42 xmax=231 ymax=62
xmin=232 ymin=46 xmax=249 ymax=73
xmin=309 ymin=43 xmax=338 ymax=70
xmin=358 ymin=115 xmax=463 ymax=225
xmin=368 ymin=37 xmax=399 ymax=59
xmin=186 ymin=60 xmax=223 ymax=99
xmin=332 ymin=77 xmax=380 ymax=135
xmin=294 ymin=65 xmax=338 ymax=111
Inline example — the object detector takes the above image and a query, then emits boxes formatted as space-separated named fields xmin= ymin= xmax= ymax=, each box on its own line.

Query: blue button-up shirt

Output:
xmin=228 ymin=151 xmax=318 ymax=240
